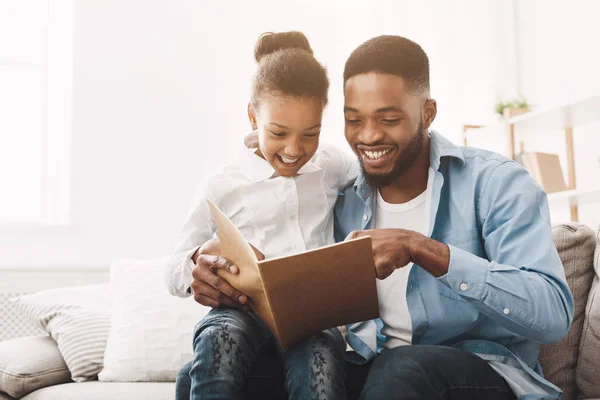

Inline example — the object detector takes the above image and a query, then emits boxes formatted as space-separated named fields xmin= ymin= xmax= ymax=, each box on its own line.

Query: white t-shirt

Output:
xmin=375 ymin=167 xmax=434 ymax=349
xmin=165 ymin=140 xmax=358 ymax=297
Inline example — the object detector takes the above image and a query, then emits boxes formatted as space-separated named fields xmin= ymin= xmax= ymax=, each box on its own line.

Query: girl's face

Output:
xmin=249 ymin=94 xmax=324 ymax=177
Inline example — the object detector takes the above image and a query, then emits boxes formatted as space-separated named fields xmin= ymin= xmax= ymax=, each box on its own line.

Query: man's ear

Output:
xmin=422 ymin=98 xmax=437 ymax=130
xmin=247 ymin=103 xmax=258 ymax=131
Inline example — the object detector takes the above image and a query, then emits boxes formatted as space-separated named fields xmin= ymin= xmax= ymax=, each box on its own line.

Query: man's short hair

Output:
xmin=343 ymin=35 xmax=430 ymax=95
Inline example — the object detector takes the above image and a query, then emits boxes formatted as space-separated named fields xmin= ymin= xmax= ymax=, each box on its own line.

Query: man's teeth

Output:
xmin=364 ymin=149 xmax=392 ymax=160
xmin=279 ymin=155 xmax=299 ymax=164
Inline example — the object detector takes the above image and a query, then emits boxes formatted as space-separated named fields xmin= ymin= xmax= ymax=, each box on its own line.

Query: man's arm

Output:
xmin=440 ymin=161 xmax=573 ymax=343
xmin=349 ymin=161 xmax=574 ymax=344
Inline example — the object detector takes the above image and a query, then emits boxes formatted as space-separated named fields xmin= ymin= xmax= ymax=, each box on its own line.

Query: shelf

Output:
xmin=464 ymin=95 xmax=600 ymax=138
xmin=548 ymin=188 xmax=600 ymax=207
xmin=508 ymin=95 xmax=600 ymax=131
xmin=464 ymin=122 xmax=505 ymax=137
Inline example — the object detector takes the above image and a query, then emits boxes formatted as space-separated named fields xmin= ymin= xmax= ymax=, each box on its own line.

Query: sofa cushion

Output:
xmin=577 ymin=226 xmax=600 ymax=399
xmin=20 ymin=382 xmax=175 ymax=400
xmin=0 ymin=336 xmax=71 ymax=398
xmin=538 ymin=223 xmax=596 ymax=400
xmin=99 ymin=258 xmax=210 ymax=382
xmin=11 ymin=285 xmax=111 ymax=382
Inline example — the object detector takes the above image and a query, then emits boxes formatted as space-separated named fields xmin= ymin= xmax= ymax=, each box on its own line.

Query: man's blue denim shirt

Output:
xmin=335 ymin=130 xmax=574 ymax=400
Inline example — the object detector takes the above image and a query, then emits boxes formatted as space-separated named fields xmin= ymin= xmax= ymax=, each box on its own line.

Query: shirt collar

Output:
xmin=239 ymin=131 xmax=322 ymax=182
xmin=354 ymin=129 xmax=465 ymax=197
xmin=428 ymin=128 xmax=465 ymax=170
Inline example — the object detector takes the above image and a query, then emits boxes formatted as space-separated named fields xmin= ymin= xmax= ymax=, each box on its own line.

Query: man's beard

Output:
xmin=358 ymin=121 xmax=425 ymax=189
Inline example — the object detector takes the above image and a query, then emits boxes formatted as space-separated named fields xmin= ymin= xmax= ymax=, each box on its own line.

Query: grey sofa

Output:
xmin=1 ymin=223 xmax=599 ymax=400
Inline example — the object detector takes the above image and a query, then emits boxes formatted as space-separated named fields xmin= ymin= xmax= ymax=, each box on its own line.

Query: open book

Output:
xmin=207 ymin=200 xmax=380 ymax=350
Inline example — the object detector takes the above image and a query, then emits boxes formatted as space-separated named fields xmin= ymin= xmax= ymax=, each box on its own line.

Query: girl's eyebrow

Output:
xmin=270 ymin=122 xmax=321 ymax=130
xmin=270 ymin=122 xmax=288 ymax=128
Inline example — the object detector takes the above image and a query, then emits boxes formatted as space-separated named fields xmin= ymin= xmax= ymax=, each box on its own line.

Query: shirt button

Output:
xmin=363 ymin=214 xmax=368 ymax=221
xmin=459 ymin=283 xmax=468 ymax=291
xmin=503 ymin=308 xmax=510 ymax=315
xmin=290 ymin=215 xmax=296 ymax=220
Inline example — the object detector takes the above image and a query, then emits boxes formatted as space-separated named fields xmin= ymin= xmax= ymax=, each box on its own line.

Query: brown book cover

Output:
xmin=207 ymin=200 xmax=380 ymax=350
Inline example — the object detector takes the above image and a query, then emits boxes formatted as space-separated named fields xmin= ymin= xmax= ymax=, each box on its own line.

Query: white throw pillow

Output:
xmin=11 ymin=284 xmax=112 ymax=382
xmin=98 ymin=257 xmax=210 ymax=382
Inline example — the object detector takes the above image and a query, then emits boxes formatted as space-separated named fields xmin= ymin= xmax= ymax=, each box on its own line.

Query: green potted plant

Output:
xmin=494 ymin=96 xmax=530 ymax=119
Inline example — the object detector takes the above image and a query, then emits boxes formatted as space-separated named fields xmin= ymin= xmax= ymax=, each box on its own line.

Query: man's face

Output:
xmin=344 ymin=72 xmax=432 ymax=188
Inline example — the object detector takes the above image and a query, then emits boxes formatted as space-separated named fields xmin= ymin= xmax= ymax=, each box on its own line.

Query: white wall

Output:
xmin=515 ymin=0 xmax=600 ymax=228
xmin=0 ymin=0 xmax=516 ymax=269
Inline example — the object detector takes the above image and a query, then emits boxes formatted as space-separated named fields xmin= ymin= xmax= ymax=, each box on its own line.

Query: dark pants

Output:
xmin=177 ymin=344 xmax=516 ymax=400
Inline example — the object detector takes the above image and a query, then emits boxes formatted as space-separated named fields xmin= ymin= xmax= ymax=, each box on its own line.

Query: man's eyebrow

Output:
xmin=344 ymin=106 xmax=404 ymax=113
xmin=270 ymin=122 xmax=321 ymax=130
xmin=375 ymin=106 xmax=403 ymax=113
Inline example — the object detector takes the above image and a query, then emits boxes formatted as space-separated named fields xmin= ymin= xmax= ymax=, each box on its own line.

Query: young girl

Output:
xmin=165 ymin=31 xmax=357 ymax=400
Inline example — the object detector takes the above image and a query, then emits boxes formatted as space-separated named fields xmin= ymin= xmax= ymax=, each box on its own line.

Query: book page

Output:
xmin=207 ymin=200 xmax=278 ymax=336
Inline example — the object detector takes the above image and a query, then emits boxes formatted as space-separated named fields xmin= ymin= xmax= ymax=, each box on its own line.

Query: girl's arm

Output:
xmin=164 ymin=178 xmax=216 ymax=298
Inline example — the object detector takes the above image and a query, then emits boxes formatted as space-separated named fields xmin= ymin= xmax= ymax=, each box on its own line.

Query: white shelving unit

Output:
xmin=547 ymin=188 xmax=600 ymax=208
xmin=463 ymin=95 xmax=600 ymax=222
xmin=509 ymin=95 xmax=600 ymax=132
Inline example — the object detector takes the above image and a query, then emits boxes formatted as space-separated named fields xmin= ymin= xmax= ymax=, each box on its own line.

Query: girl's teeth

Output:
xmin=364 ymin=149 xmax=391 ymax=160
xmin=279 ymin=155 xmax=299 ymax=164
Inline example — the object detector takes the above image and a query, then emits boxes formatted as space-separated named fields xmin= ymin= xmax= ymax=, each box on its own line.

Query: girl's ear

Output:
xmin=247 ymin=103 xmax=258 ymax=131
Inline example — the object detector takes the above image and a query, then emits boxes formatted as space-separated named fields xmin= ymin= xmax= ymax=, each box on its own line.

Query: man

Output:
xmin=175 ymin=35 xmax=573 ymax=399
xmin=331 ymin=35 xmax=572 ymax=399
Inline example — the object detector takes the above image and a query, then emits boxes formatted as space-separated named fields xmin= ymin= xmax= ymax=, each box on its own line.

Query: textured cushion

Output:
xmin=538 ymin=223 xmax=596 ymax=400
xmin=98 ymin=258 xmax=210 ymax=382
xmin=577 ymin=226 xmax=600 ymax=399
xmin=0 ymin=336 xmax=71 ymax=398
xmin=20 ymin=382 xmax=175 ymax=400
xmin=11 ymin=285 xmax=111 ymax=382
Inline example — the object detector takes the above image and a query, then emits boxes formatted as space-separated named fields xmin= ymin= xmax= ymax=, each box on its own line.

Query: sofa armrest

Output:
xmin=0 ymin=336 xmax=71 ymax=398
xmin=539 ymin=223 xmax=596 ymax=400
xmin=0 ymin=391 xmax=15 ymax=400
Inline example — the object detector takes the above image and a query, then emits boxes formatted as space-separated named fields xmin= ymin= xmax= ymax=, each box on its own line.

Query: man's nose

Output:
xmin=358 ymin=120 xmax=384 ymax=145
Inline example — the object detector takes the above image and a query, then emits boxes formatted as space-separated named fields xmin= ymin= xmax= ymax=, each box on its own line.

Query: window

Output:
xmin=0 ymin=0 xmax=73 ymax=225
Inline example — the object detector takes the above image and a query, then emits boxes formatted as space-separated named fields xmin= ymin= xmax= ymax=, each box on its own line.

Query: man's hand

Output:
xmin=190 ymin=238 xmax=264 ymax=310
xmin=346 ymin=229 xmax=450 ymax=279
